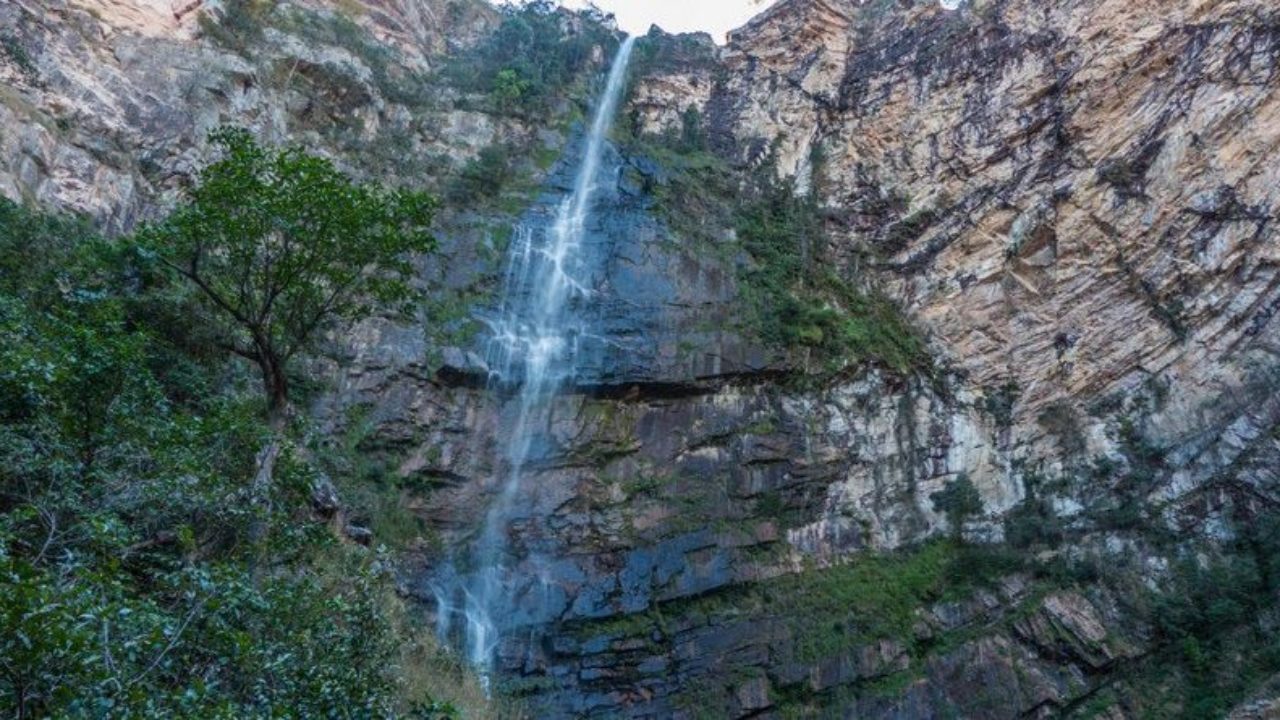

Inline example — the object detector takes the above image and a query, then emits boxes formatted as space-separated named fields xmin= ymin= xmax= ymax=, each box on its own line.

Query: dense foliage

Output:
xmin=139 ymin=128 xmax=435 ymax=418
xmin=0 ymin=161 xmax=457 ymax=715
xmin=1095 ymin=507 xmax=1280 ymax=719
xmin=442 ymin=0 xmax=619 ymax=117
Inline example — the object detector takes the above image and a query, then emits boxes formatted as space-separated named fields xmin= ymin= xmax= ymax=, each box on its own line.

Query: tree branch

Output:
xmin=283 ymin=275 xmax=358 ymax=362
xmin=217 ymin=341 xmax=261 ymax=363
xmin=160 ymin=255 xmax=254 ymax=328
xmin=32 ymin=505 xmax=57 ymax=566
xmin=127 ymin=596 xmax=207 ymax=687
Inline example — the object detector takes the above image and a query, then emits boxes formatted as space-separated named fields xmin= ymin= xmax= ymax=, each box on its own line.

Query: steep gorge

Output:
xmin=2 ymin=0 xmax=1279 ymax=717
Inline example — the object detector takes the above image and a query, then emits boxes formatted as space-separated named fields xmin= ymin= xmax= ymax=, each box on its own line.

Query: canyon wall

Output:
xmin=2 ymin=0 xmax=1279 ymax=717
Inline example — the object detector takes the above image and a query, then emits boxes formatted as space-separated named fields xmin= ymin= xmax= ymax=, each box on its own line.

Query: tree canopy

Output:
xmin=140 ymin=128 xmax=436 ymax=419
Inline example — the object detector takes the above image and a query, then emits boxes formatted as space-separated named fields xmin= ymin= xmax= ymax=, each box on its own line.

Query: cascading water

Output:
xmin=435 ymin=36 xmax=637 ymax=680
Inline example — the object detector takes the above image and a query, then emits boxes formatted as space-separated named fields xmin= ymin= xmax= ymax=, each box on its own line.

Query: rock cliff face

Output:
xmin=712 ymin=0 xmax=1280 ymax=419
xmin=0 ymin=0 xmax=497 ymax=229
xmin=3 ymin=0 xmax=1280 ymax=717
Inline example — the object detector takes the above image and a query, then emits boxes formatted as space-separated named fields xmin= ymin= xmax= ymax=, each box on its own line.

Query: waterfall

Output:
xmin=435 ymin=35 xmax=637 ymax=680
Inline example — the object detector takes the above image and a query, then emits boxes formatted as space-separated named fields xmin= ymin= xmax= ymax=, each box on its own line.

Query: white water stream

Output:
xmin=435 ymin=36 xmax=637 ymax=679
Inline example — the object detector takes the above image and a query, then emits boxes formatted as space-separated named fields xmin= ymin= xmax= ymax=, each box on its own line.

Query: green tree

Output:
xmin=492 ymin=68 xmax=530 ymax=112
xmin=442 ymin=0 xmax=617 ymax=116
xmin=139 ymin=128 xmax=436 ymax=423
xmin=930 ymin=475 xmax=983 ymax=542
xmin=0 ymin=200 xmax=474 ymax=717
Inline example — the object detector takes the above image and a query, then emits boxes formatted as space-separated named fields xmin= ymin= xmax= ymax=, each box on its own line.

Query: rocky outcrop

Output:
xmin=458 ymin=0 xmax=1279 ymax=713
xmin=0 ymin=0 xmax=498 ymax=230
xmin=703 ymin=0 xmax=1280 ymax=427
xmin=625 ymin=0 xmax=1280 ymax=581
xmin=507 ymin=573 xmax=1148 ymax=718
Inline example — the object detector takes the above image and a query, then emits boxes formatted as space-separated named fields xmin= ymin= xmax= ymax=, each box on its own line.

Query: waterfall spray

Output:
xmin=435 ymin=35 xmax=637 ymax=681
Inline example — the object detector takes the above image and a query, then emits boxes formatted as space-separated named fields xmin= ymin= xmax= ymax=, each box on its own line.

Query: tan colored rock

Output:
xmin=686 ymin=0 xmax=1280 ymax=470
xmin=0 ymin=0 xmax=499 ymax=228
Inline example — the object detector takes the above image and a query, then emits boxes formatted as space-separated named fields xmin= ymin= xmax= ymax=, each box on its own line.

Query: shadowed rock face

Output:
xmin=458 ymin=137 xmax=772 ymax=392
xmin=4 ymin=0 xmax=1280 ymax=717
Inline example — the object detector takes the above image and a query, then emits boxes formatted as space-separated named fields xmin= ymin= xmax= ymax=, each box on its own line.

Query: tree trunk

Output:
xmin=258 ymin=352 xmax=289 ymax=430
xmin=251 ymin=439 xmax=281 ymax=508
xmin=246 ymin=436 xmax=278 ymax=581
xmin=250 ymin=350 xmax=287 ymax=564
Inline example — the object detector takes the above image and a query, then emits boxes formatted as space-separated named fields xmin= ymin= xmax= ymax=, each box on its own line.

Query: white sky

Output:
xmin=559 ymin=0 xmax=772 ymax=42
xmin=558 ymin=0 xmax=963 ymax=43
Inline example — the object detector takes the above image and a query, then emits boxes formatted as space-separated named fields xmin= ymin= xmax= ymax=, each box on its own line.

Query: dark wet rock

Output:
xmin=310 ymin=472 xmax=342 ymax=517
xmin=344 ymin=524 xmax=374 ymax=546
xmin=435 ymin=346 xmax=490 ymax=386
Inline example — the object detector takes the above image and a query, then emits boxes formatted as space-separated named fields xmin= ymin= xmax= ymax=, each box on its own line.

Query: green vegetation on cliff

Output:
xmin=733 ymin=173 xmax=927 ymax=375
xmin=139 ymin=128 xmax=435 ymax=419
xmin=0 ymin=134 xmax=482 ymax=716
xmin=574 ymin=540 xmax=1025 ymax=663
xmin=616 ymin=79 xmax=928 ymax=376
xmin=1138 ymin=530 xmax=1280 ymax=718
xmin=442 ymin=0 xmax=618 ymax=118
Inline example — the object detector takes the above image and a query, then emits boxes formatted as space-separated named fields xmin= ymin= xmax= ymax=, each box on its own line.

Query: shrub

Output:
xmin=1004 ymin=474 xmax=1065 ymax=549
xmin=1037 ymin=401 xmax=1086 ymax=456
xmin=981 ymin=382 xmax=1020 ymax=428
xmin=447 ymin=144 xmax=515 ymax=204
xmin=930 ymin=475 xmax=983 ymax=541
xmin=493 ymin=68 xmax=532 ymax=112
xmin=880 ymin=207 xmax=938 ymax=255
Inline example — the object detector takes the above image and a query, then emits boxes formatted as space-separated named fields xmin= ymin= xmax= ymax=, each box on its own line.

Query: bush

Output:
xmin=447 ymin=144 xmax=515 ymax=204
xmin=930 ymin=475 xmax=983 ymax=541
xmin=880 ymin=207 xmax=938 ymax=255
xmin=1004 ymin=473 xmax=1065 ymax=549
xmin=980 ymin=382 xmax=1020 ymax=428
